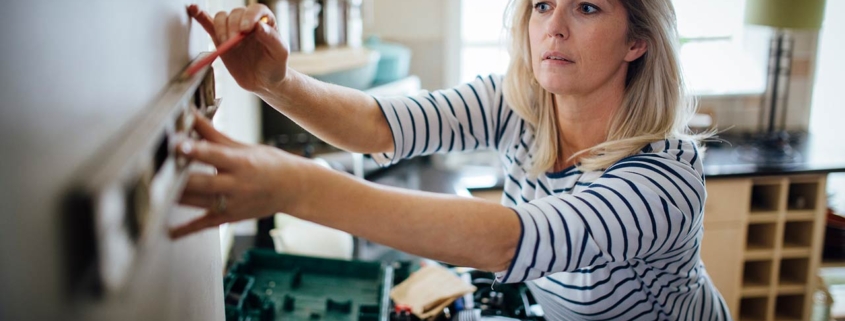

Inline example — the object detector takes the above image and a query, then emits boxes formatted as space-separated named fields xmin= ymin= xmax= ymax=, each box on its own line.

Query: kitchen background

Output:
xmin=0 ymin=0 xmax=843 ymax=320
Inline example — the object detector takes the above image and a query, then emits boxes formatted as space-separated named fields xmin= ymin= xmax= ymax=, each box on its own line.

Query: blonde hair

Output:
xmin=502 ymin=0 xmax=709 ymax=176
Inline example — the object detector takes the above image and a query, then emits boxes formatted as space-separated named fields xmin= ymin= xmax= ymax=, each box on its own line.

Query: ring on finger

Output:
xmin=214 ymin=194 xmax=228 ymax=213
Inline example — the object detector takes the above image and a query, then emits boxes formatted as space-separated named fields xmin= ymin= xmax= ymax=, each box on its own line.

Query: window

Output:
xmin=458 ymin=0 xmax=770 ymax=95
xmin=459 ymin=0 xmax=511 ymax=84
xmin=673 ymin=0 xmax=770 ymax=95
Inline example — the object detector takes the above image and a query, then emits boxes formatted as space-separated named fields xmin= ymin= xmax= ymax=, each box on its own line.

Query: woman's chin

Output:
xmin=537 ymin=80 xmax=575 ymax=96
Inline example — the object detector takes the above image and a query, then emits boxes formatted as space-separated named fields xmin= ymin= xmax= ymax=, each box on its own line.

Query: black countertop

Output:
xmin=366 ymin=133 xmax=845 ymax=196
xmin=701 ymin=133 xmax=845 ymax=178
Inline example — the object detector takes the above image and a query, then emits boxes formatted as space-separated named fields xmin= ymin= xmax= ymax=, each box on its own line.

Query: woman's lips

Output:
xmin=541 ymin=51 xmax=575 ymax=67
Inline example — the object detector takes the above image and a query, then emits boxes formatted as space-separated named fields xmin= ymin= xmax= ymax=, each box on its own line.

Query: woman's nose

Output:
xmin=545 ymin=8 xmax=569 ymax=39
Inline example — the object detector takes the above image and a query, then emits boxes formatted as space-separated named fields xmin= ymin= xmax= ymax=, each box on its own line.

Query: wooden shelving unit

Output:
xmin=702 ymin=175 xmax=828 ymax=321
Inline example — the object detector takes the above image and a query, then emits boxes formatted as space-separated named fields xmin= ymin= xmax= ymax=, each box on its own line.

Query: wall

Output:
xmin=363 ymin=0 xmax=458 ymax=91
xmin=0 ymin=0 xmax=260 ymax=320
xmin=809 ymin=0 xmax=845 ymax=138
xmin=699 ymin=31 xmax=820 ymax=133
xmin=808 ymin=0 xmax=845 ymax=209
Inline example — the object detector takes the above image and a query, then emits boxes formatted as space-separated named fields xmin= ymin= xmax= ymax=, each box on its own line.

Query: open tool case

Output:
xmin=224 ymin=249 xmax=544 ymax=321
xmin=224 ymin=249 xmax=412 ymax=321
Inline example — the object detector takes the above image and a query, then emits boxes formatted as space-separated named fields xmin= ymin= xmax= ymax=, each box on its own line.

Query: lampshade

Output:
xmin=745 ymin=0 xmax=826 ymax=29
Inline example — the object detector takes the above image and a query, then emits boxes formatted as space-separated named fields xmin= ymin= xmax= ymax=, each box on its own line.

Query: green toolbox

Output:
xmin=224 ymin=249 xmax=410 ymax=321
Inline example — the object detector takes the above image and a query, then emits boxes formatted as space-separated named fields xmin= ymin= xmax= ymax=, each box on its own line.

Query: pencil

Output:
xmin=181 ymin=16 xmax=269 ymax=80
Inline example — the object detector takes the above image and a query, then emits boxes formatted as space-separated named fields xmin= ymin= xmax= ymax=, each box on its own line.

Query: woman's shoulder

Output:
xmin=640 ymin=138 xmax=700 ymax=154
xmin=467 ymin=73 xmax=506 ymax=95
xmin=428 ymin=73 xmax=507 ymax=106
xmin=614 ymin=138 xmax=705 ymax=176
xmin=474 ymin=73 xmax=505 ymax=83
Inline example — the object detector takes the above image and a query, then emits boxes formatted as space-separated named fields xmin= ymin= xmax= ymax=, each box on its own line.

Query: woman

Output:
xmin=175 ymin=0 xmax=730 ymax=319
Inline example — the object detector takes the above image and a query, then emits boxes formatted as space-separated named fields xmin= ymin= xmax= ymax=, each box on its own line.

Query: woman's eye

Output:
xmin=579 ymin=3 xmax=599 ymax=14
xmin=534 ymin=2 xmax=551 ymax=13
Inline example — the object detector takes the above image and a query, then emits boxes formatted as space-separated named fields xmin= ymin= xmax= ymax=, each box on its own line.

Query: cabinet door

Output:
xmin=701 ymin=178 xmax=750 ymax=320
xmin=704 ymin=179 xmax=752 ymax=223
xmin=701 ymin=222 xmax=744 ymax=320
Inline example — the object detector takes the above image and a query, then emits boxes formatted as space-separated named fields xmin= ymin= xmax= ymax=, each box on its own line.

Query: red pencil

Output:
xmin=181 ymin=16 xmax=268 ymax=80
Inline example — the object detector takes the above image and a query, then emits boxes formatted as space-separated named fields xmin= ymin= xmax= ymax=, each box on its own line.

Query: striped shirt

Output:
xmin=370 ymin=75 xmax=731 ymax=320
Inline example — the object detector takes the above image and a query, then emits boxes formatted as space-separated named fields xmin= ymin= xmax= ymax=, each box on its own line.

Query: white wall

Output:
xmin=808 ymin=0 xmax=845 ymax=208
xmin=0 ymin=0 xmax=260 ymax=320
xmin=809 ymin=0 xmax=845 ymax=138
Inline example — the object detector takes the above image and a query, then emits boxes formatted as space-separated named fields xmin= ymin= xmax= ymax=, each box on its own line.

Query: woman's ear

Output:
xmin=624 ymin=39 xmax=647 ymax=62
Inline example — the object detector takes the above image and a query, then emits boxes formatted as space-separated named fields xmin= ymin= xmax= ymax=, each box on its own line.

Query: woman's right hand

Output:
xmin=187 ymin=4 xmax=288 ymax=94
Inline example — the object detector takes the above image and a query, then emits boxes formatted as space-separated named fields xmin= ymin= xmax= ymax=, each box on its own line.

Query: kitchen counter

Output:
xmin=366 ymin=133 xmax=845 ymax=196
xmin=701 ymin=132 xmax=845 ymax=178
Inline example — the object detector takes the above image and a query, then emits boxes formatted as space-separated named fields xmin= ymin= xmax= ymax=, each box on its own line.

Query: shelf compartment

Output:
xmin=741 ymin=286 xmax=771 ymax=297
xmin=782 ymin=221 xmax=813 ymax=249
xmin=774 ymin=294 xmax=805 ymax=321
xmin=746 ymin=223 xmax=778 ymax=251
xmin=778 ymin=258 xmax=809 ymax=287
xmin=745 ymin=249 xmax=776 ymax=261
xmin=743 ymin=260 xmax=774 ymax=288
xmin=747 ymin=213 xmax=779 ymax=223
xmin=775 ymin=284 xmax=806 ymax=295
xmin=786 ymin=182 xmax=817 ymax=211
xmin=739 ymin=296 xmax=770 ymax=321
xmin=750 ymin=184 xmax=782 ymax=213
xmin=779 ymin=247 xmax=810 ymax=259
xmin=784 ymin=210 xmax=815 ymax=221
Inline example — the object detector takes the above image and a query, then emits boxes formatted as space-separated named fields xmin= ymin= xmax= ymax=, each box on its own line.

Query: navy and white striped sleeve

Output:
xmin=370 ymin=74 xmax=508 ymax=166
xmin=495 ymin=142 xmax=706 ymax=283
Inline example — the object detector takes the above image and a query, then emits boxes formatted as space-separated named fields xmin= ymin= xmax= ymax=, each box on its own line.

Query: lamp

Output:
xmin=740 ymin=0 xmax=826 ymax=164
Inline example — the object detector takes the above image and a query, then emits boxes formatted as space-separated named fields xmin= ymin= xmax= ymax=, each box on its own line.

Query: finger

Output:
xmin=192 ymin=112 xmax=240 ymax=146
xmin=170 ymin=213 xmax=229 ymax=239
xmin=214 ymin=11 xmax=229 ymax=43
xmin=182 ymin=172 xmax=238 ymax=195
xmin=242 ymin=4 xmax=276 ymax=32
xmin=179 ymin=140 xmax=240 ymax=171
xmin=227 ymin=8 xmax=246 ymax=43
xmin=253 ymin=19 xmax=288 ymax=56
xmin=188 ymin=5 xmax=218 ymax=45
xmin=178 ymin=192 xmax=216 ymax=209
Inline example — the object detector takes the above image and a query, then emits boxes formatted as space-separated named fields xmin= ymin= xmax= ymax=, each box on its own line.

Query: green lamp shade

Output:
xmin=745 ymin=0 xmax=826 ymax=29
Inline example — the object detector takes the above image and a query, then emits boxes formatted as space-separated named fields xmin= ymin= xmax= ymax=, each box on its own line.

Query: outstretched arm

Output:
xmin=171 ymin=114 xmax=519 ymax=272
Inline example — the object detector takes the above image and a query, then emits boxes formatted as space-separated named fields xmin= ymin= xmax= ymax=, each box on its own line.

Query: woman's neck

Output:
xmin=552 ymin=85 xmax=625 ymax=170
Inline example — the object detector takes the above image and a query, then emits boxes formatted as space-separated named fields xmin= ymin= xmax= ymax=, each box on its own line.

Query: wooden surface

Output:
xmin=289 ymin=46 xmax=378 ymax=76
xmin=703 ymin=175 xmax=829 ymax=321
xmin=701 ymin=220 xmax=746 ymax=318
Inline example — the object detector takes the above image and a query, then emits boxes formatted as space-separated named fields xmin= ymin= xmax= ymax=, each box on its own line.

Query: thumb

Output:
xmin=254 ymin=21 xmax=289 ymax=58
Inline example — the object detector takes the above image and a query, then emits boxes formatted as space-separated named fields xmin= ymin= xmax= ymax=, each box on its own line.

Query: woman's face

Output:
xmin=528 ymin=0 xmax=646 ymax=96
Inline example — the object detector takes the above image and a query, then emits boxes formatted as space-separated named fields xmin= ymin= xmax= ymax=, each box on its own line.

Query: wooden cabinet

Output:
xmin=701 ymin=179 xmax=751 ymax=318
xmin=702 ymin=175 xmax=828 ymax=321
xmin=701 ymin=220 xmax=746 ymax=317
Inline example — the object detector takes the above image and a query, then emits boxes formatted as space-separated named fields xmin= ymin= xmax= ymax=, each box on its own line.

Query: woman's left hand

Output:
xmin=170 ymin=114 xmax=308 ymax=239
